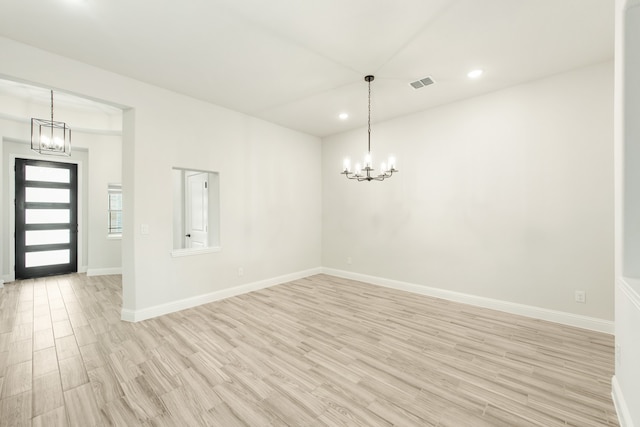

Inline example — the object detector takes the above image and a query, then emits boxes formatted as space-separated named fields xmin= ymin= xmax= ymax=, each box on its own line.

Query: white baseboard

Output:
xmin=2 ymin=273 xmax=14 ymax=284
xmin=118 ymin=266 xmax=614 ymax=334
xmin=87 ymin=267 xmax=122 ymax=277
xmin=121 ymin=267 xmax=323 ymax=322
xmin=322 ymin=268 xmax=614 ymax=334
xmin=612 ymin=376 xmax=633 ymax=427
xmin=0 ymin=279 xmax=3 ymax=289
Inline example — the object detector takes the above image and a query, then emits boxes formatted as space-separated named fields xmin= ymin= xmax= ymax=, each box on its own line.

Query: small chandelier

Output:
xmin=341 ymin=75 xmax=397 ymax=182
xmin=31 ymin=90 xmax=71 ymax=156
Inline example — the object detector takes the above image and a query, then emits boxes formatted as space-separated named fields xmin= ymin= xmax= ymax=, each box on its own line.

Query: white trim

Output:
xmin=86 ymin=267 xmax=122 ymax=277
xmin=619 ymin=277 xmax=640 ymax=311
xmin=120 ymin=266 xmax=615 ymax=333
xmin=170 ymin=246 xmax=221 ymax=257
xmin=120 ymin=308 xmax=137 ymax=322
xmin=322 ymin=268 xmax=615 ymax=334
xmin=0 ymin=279 xmax=4 ymax=289
xmin=119 ymin=266 xmax=615 ymax=332
xmin=78 ymin=265 xmax=88 ymax=274
xmin=612 ymin=375 xmax=634 ymax=427
xmin=2 ymin=273 xmax=15 ymax=283
xmin=120 ymin=267 xmax=323 ymax=322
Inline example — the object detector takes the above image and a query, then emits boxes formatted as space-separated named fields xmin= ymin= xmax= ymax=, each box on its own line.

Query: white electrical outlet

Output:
xmin=347 ymin=257 xmax=352 ymax=265
xmin=574 ymin=290 xmax=586 ymax=303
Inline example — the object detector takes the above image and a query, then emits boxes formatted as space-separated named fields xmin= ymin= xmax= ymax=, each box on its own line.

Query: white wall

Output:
xmin=614 ymin=0 xmax=640 ymax=425
xmin=85 ymin=132 xmax=122 ymax=275
xmin=129 ymin=96 xmax=321 ymax=313
xmin=323 ymin=61 xmax=614 ymax=321
xmin=0 ymin=36 xmax=322 ymax=316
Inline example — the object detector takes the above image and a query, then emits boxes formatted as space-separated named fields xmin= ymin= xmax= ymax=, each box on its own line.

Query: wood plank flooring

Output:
xmin=0 ymin=273 xmax=618 ymax=426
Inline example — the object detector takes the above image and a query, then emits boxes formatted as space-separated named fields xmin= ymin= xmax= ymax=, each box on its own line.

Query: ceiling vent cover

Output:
xmin=410 ymin=76 xmax=435 ymax=89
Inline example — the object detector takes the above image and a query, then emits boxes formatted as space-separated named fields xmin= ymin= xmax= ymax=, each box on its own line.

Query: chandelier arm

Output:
xmin=343 ymin=172 xmax=362 ymax=180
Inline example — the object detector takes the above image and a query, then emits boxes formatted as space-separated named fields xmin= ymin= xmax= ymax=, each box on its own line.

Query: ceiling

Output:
xmin=0 ymin=0 xmax=613 ymax=137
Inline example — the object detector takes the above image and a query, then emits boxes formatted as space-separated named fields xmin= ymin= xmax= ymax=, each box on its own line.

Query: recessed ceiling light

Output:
xmin=467 ymin=69 xmax=484 ymax=79
xmin=339 ymin=113 xmax=349 ymax=120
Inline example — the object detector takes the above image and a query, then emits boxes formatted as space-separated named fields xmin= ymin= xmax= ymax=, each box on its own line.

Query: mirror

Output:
xmin=172 ymin=168 xmax=220 ymax=252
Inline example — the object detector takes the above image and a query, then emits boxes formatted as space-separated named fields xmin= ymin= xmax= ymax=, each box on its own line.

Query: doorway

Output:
xmin=14 ymin=158 xmax=78 ymax=279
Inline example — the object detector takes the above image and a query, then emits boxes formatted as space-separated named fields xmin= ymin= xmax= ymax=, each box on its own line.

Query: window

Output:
xmin=108 ymin=184 xmax=122 ymax=236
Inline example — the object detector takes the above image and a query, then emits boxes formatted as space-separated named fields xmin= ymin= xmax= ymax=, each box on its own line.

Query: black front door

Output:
xmin=15 ymin=158 xmax=78 ymax=279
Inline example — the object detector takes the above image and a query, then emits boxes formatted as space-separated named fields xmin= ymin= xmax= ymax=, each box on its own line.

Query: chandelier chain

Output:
xmin=367 ymin=78 xmax=371 ymax=154
xmin=50 ymin=90 xmax=54 ymax=139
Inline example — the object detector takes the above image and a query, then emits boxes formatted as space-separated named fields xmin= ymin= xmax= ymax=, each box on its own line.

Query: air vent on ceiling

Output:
xmin=409 ymin=76 xmax=435 ymax=89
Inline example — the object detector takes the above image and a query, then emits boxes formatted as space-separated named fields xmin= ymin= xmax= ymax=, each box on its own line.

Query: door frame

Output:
xmin=15 ymin=158 xmax=78 ymax=279
xmin=8 ymin=153 xmax=84 ymax=282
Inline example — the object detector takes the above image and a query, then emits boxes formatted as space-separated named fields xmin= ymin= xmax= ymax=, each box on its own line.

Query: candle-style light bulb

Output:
xmin=380 ymin=162 xmax=387 ymax=174
xmin=388 ymin=156 xmax=396 ymax=170
xmin=40 ymin=134 xmax=50 ymax=149
xmin=354 ymin=163 xmax=361 ymax=175
xmin=343 ymin=158 xmax=351 ymax=173
xmin=364 ymin=153 xmax=372 ymax=169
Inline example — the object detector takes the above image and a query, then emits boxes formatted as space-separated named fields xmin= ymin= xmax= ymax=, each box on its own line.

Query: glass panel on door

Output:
xmin=25 ymin=249 xmax=71 ymax=268
xmin=25 ymin=165 xmax=70 ymax=183
xmin=25 ymin=209 xmax=70 ymax=224
xmin=25 ymin=187 xmax=70 ymax=203
xmin=25 ymin=229 xmax=71 ymax=246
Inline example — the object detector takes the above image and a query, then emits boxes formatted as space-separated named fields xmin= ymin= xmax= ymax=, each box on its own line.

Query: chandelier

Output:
xmin=31 ymin=90 xmax=71 ymax=156
xmin=341 ymin=75 xmax=397 ymax=182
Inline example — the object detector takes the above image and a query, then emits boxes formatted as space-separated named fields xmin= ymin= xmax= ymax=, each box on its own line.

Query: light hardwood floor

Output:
xmin=0 ymin=273 xmax=618 ymax=426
